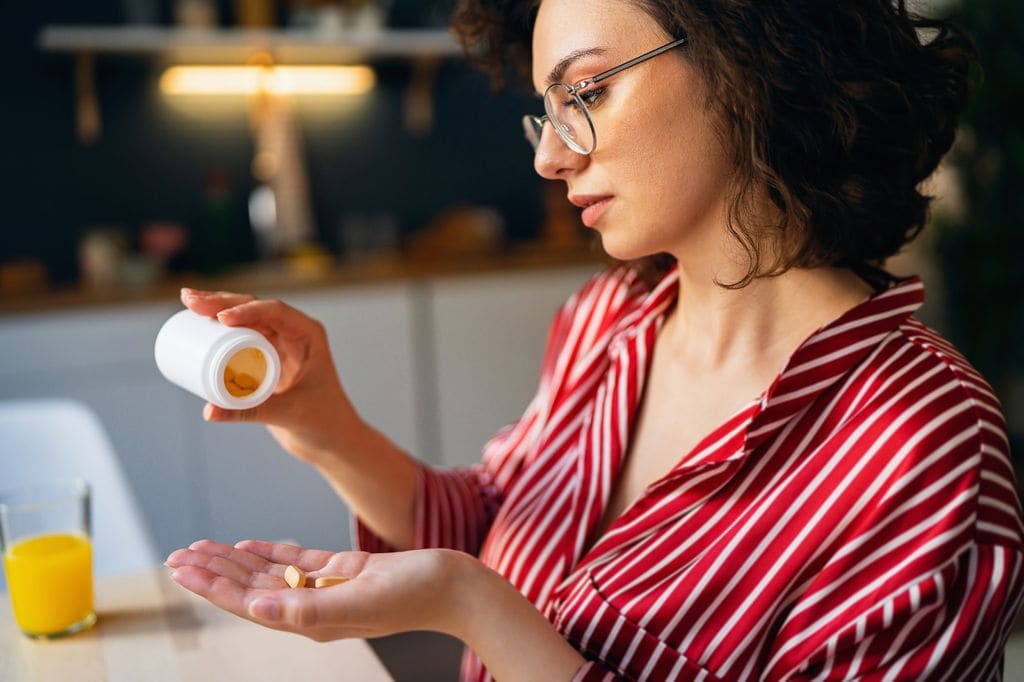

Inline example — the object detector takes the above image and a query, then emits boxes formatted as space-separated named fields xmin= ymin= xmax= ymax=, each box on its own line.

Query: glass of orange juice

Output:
xmin=0 ymin=479 xmax=96 ymax=638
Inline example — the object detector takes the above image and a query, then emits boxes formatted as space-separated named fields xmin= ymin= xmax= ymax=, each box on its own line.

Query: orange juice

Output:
xmin=3 ymin=532 xmax=95 ymax=636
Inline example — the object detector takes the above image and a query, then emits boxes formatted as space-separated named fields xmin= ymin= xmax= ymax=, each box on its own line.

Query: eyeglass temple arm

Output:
xmin=588 ymin=37 xmax=689 ymax=85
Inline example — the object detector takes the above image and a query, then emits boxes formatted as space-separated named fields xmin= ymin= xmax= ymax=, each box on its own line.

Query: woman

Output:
xmin=166 ymin=0 xmax=1024 ymax=679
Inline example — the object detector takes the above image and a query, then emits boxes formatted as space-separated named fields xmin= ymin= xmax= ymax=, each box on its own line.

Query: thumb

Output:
xmin=203 ymin=402 xmax=264 ymax=423
xmin=247 ymin=596 xmax=282 ymax=622
xmin=247 ymin=592 xmax=320 ymax=629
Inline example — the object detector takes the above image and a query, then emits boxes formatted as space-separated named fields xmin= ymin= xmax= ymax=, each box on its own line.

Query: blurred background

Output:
xmin=0 ymin=0 xmax=597 ymax=287
xmin=0 ymin=0 xmax=611 ymax=549
xmin=0 ymin=0 xmax=1020 ymax=676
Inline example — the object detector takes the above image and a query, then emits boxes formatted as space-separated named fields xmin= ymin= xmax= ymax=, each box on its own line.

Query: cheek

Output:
xmin=608 ymin=91 xmax=732 ymax=220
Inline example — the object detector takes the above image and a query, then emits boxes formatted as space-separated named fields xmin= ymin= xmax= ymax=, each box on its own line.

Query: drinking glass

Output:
xmin=0 ymin=479 xmax=96 ymax=638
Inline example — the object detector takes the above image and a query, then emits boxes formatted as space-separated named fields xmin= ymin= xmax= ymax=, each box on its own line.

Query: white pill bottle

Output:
xmin=154 ymin=309 xmax=281 ymax=410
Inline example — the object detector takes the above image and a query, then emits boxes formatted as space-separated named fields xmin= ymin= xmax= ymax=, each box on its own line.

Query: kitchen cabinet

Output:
xmin=428 ymin=265 xmax=600 ymax=467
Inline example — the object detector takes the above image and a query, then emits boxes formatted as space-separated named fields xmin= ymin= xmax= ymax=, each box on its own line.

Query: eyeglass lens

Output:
xmin=522 ymin=116 xmax=543 ymax=149
xmin=542 ymin=83 xmax=596 ymax=154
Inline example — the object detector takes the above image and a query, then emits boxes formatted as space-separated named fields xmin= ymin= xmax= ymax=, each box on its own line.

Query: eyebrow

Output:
xmin=543 ymin=47 xmax=609 ymax=91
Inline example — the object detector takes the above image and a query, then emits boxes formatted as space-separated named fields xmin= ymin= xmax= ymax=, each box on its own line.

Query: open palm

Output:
xmin=166 ymin=539 xmax=467 ymax=641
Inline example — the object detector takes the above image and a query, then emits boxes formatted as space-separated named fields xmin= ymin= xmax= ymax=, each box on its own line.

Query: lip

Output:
xmin=568 ymin=194 xmax=614 ymax=228
xmin=568 ymin=194 xmax=612 ymax=208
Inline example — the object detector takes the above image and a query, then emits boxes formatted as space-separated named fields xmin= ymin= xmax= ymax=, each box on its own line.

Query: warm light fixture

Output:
xmin=159 ymin=65 xmax=376 ymax=95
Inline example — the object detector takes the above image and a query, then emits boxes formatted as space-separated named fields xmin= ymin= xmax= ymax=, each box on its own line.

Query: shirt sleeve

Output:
xmin=352 ymin=268 xmax=623 ymax=556
xmin=352 ymin=462 xmax=499 ymax=554
xmin=570 ymin=660 xmax=625 ymax=681
xmin=767 ymin=542 xmax=1024 ymax=680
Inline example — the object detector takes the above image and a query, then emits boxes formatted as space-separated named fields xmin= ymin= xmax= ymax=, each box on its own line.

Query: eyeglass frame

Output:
xmin=523 ymin=36 xmax=688 ymax=155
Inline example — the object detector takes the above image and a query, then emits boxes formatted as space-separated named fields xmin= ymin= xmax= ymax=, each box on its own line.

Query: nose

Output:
xmin=533 ymin=121 xmax=588 ymax=180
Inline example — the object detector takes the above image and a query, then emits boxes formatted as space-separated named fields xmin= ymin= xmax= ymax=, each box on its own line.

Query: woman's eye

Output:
xmin=578 ymin=87 xmax=605 ymax=107
xmin=559 ymin=87 xmax=605 ymax=112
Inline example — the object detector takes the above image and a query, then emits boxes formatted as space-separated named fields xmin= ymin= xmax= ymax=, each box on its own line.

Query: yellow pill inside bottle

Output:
xmin=223 ymin=348 xmax=267 ymax=397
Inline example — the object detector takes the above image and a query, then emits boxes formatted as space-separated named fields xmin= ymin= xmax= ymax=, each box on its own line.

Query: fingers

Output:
xmin=215 ymin=299 xmax=324 ymax=342
xmin=167 ymin=539 xmax=363 ymax=587
xmin=182 ymin=293 xmax=324 ymax=365
xmin=165 ymin=539 xmax=286 ymax=589
xmin=185 ymin=539 xmax=280 ymax=574
xmin=166 ymin=541 xmax=315 ymax=627
xmin=171 ymin=564 xmax=369 ymax=636
xmin=170 ymin=564 xmax=275 ymax=622
xmin=202 ymin=401 xmax=268 ymax=424
xmin=231 ymin=540 xmax=367 ymax=582
xmin=181 ymin=289 xmax=256 ymax=319
xmin=233 ymin=540 xmax=337 ymax=573
xmin=169 ymin=559 xmax=327 ymax=627
xmin=180 ymin=290 xmax=325 ymax=349
xmin=167 ymin=549 xmax=285 ymax=590
xmin=167 ymin=543 xmax=378 ymax=638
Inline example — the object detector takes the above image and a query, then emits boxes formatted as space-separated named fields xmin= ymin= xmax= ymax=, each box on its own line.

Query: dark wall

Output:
xmin=0 ymin=1 xmax=544 ymax=284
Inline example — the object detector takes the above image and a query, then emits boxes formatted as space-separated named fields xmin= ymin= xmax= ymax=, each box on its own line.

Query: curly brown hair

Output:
xmin=451 ymin=0 xmax=978 ymax=288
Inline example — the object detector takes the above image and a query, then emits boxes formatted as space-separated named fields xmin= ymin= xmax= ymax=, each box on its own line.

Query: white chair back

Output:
xmin=0 ymin=398 xmax=157 ymax=591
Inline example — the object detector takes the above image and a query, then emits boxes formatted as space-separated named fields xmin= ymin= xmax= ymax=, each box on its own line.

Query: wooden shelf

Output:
xmin=0 ymin=246 xmax=608 ymax=317
xmin=38 ymin=25 xmax=462 ymax=64
xmin=38 ymin=25 xmax=464 ymax=141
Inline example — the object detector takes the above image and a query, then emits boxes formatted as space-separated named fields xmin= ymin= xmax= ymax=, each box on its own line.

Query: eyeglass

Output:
xmin=523 ymin=37 xmax=688 ymax=155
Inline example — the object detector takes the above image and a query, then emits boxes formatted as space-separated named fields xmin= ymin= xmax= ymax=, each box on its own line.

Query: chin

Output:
xmin=596 ymin=229 xmax=661 ymax=263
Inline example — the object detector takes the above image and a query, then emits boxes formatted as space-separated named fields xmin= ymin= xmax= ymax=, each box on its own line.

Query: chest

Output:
xmin=593 ymin=355 xmax=770 ymax=540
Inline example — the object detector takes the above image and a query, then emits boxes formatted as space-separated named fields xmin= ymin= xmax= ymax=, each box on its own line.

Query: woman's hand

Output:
xmin=180 ymin=289 xmax=419 ymax=551
xmin=180 ymin=289 xmax=362 ymax=464
xmin=165 ymin=539 xmax=471 ymax=641
xmin=167 ymin=539 xmax=587 ymax=679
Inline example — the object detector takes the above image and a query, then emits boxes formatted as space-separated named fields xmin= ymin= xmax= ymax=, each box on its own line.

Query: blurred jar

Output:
xmin=78 ymin=227 xmax=128 ymax=290
xmin=192 ymin=168 xmax=252 ymax=274
xmin=140 ymin=221 xmax=189 ymax=268
xmin=336 ymin=211 xmax=399 ymax=261
xmin=234 ymin=0 xmax=276 ymax=27
xmin=346 ymin=1 xmax=387 ymax=33
xmin=174 ymin=0 xmax=218 ymax=28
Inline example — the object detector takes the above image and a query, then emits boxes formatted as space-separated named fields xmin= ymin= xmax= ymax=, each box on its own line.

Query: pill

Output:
xmin=225 ymin=382 xmax=251 ymax=397
xmin=284 ymin=564 xmax=306 ymax=588
xmin=314 ymin=576 xmax=349 ymax=588
xmin=225 ymin=380 xmax=254 ymax=397
xmin=224 ymin=366 xmax=236 ymax=382
xmin=235 ymin=372 xmax=259 ymax=389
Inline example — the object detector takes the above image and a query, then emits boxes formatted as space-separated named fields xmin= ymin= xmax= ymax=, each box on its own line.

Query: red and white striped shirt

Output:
xmin=356 ymin=265 xmax=1024 ymax=681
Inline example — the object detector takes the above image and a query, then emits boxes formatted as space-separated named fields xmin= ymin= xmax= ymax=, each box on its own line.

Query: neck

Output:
xmin=663 ymin=255 xmax=873 ymax=374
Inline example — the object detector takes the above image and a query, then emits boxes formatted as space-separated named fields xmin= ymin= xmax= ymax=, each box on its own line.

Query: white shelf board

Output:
xmin=38 ymin=25 xmax=463 ymax=63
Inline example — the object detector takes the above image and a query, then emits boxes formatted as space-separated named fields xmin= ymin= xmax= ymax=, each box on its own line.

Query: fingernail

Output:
xmin=248 ymin=598 xmax=280 ymax=621
xmin=203 ymin=404 xmax=214 ymax=421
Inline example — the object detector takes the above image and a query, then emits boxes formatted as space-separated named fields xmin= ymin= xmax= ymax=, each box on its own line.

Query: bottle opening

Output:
xmin=224 ymin=347 xmax=267 ymax=398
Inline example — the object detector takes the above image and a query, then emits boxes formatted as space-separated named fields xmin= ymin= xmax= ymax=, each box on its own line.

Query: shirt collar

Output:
xmin=743 ymin=272 xmax=924 ymax=453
